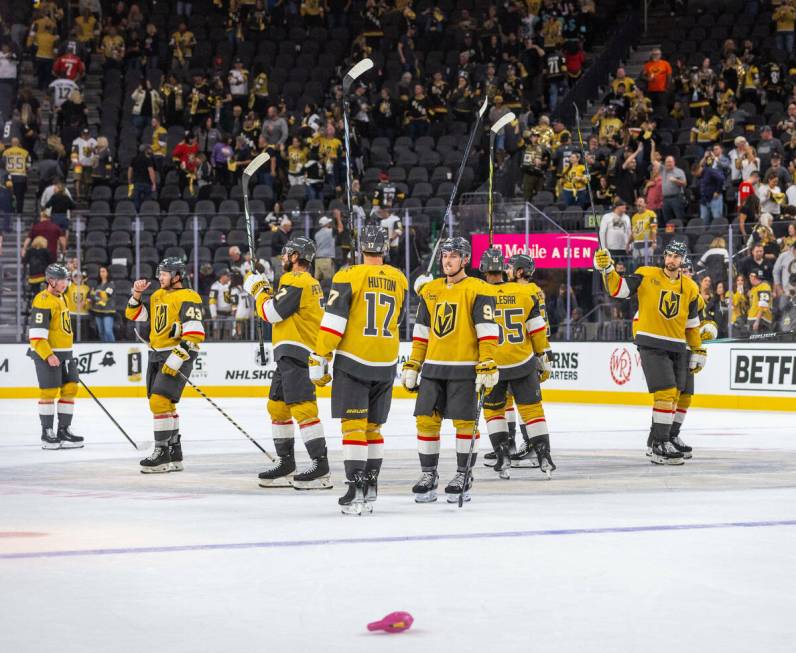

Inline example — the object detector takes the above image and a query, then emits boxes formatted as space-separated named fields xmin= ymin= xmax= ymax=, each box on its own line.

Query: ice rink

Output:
xmin=1 ymin=397 xmax=795 ymax=652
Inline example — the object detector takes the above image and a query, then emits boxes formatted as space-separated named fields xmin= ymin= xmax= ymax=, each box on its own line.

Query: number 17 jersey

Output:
xmin=315 ymin=264 xmax=408 ymax=381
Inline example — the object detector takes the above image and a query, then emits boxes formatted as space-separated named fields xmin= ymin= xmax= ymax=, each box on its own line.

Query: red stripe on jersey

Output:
xmin=367 ymin=438 xmax=385 ymax=445
xmin=342 ymin=439 xmax=368 ymax=446
xmin=525 ymin=417 xmax=547 ymax=425
xmin=299 ymin=419 xmax=321 ymax=429
xmin=260 ymin=302 xmax=269 ymax=323
xmin=29 ymin=337 xmax=44 ymax=342
xmin=417 ymin=435 xmax=440 ymax=441
xmin=610 ymin=278 xmax=625 ymax=298
xmin=486 ymin=415 xmax=504 ymax=422
xmin=412 ymin=336 xmax=428 ymax=343
xmin=478 ymin=335 xmax=498 ymax=341
xmin=529 ymin=326 xmax=546 ymax=335
xmin=320 ymin=325 xmax=343 ymax=337
xmin=182 ymin=331 xmax=204 ymax=337
xmin=131 ymin=305 xmax=143 ymax=321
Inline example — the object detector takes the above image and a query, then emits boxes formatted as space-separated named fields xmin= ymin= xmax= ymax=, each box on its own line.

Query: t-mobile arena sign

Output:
xmin=471 ymin=233 xmax=599 ymax=269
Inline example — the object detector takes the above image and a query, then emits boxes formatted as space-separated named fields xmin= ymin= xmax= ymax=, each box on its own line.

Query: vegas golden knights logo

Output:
xmin=658 ymin=290 xmax=681 ymax=320
xmin=154 ymin=304 xmax=169 ymax=333
xmin=433 ymin=302 xmax=457 ymax=338
xmin=61 ymin=312 xmax=72 ymax=335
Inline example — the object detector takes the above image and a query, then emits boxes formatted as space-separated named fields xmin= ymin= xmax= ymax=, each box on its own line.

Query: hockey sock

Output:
xmin=416 ymin=414 xmax=441 ymax=470
xmin=342 ymin=418 xmax=367 ymax=479
xmin=517 ymin=402 xmax=548 ymax=443
xmin=57 ymin=382 xmax=77 ymax=429
xmin=169 ymin=412 xmax=180 ymax=445
xmin=671 ymin=393 xmax=692 ymax=438
xmin=484 ymin=407 xmax=508 ymax=452
xmin=150 ymin=394 xmax=176 ymax=445
xmin=651 ymin=388 xmax=677 ymax=442
xmin=365 ymin=422 xmax=384 ymax=476
xmin=38 ymin=389 xmax=57 ymax=430
xmin=267 ymin=399 xmax=295 ymax=458
xmin=506 ymin=407 xmax=516 ymax=440
xmin=291 ymin=401 xmax=326 ymax=459
xmin=453 ymin=419 xmax=478 ymax=472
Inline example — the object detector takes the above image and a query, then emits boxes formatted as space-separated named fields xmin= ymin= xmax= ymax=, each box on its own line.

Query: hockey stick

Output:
xmin=416 ymin=97 xmax=489 ymax=291
xmin=242 ymin=151 xmax=271 ymax=363
xmin=78 ymin=377 xmax=139 ymax=450
xmin=459 ymin=387 xmax=487 ymax=509
xmin=133 ymin=331 xmax=274 ymax=460
xmin=487 ymin=111 xmax=516 ymax=248
xmin=342 ymin=58 xmax=374 ymax=265
xmin=708 ymin=329 xmax=795 ymax=344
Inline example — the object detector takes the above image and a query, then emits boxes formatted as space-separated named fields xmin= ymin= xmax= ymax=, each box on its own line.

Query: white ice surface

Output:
xmin=1 ymin=398 xmax=795 ymax=652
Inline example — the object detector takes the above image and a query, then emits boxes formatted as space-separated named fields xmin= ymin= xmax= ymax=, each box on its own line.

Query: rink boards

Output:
xmin=1 ymin=342 xmax=793 ymax=410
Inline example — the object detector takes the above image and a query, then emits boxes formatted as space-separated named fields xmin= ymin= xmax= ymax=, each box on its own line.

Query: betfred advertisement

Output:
xmin=730 ymin=348 xmax=796 ymax=392
xmin=471 ymin=233 xmax=599 ymax=269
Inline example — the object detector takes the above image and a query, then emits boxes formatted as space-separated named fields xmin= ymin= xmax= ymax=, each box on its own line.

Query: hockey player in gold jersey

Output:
xmin=244 ymin=236 xmax=331 ymax=489
xmin=479 ymin=249 xmax=555 ymax=478
xmin=310 ymin=225 xmax=408 ymax=514
xmin=595 ymin=240 xmax=706 ymax=464
xmin=28 ymin=263 xmax=84 ymax=449
xmin=126 ymin=258 xmax=206 ymax=473
xmin=401 ymin=237 xmax=499 ymax=502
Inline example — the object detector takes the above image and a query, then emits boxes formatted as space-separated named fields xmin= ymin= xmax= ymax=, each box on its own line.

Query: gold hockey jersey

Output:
xmin=256 ymin=270 xmax=323 ymax=361
xmin=410 ymin=276 xmax=498 ymax=379
xmin=65 ymin=281 xmax=90 ymax=315
xmin=29 ymin=289 xmax=73 ymax=359
xmin=748 ymin=281 xmax=773 ymax=324
xmin=488 ymin=281 xmax=550 ymax=378
xmin=606 ymin=265 xmax=701 ymax=352
xmin=125 ymin=287 xmax=206 ymax=350
xmin=315 ymin=263 xmax=408 ymax=381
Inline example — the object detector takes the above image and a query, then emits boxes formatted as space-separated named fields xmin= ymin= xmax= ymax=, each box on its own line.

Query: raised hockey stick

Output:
xmin=416 ymin=97 xmax=489 ymax=291
xmin=242 ymin=151 xmax=271 ymax=363
xmin=342 ymin=58 xmax=374 ymax=264
xmin=487 ymin=111 xmax=516 ymax=248
xmin=78 ymin=377 xmax=139 ymax=450
xmin=133 ymin=331 xmax=274 ymax=460
xmin=459 ymin=388 xmax=487 ymax=509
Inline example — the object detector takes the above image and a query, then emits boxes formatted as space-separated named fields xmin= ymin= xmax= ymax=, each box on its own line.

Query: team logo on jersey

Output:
xmin=658 ymin=290 xmax=681 ymax=320
xmin=61 ymin=312 xmax=72 ymax=335
xmin=154 ymin=304 xmax=169 ymax=334
xmin=433 ymin=302 xmax=457 ymax=338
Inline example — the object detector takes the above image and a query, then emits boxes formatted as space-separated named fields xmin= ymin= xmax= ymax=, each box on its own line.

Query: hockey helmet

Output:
xmin=508 ymin=253 xmax=536 ymax=279
xmin=479 ymin=247 xmax=504 ymax=274
xmin=157 ymin=256 xmax=187 ymax=278
xmin=45 ymin=263 xmax=69 ymax=280
xmin=282 ymin=236 xmax=316 ymax=263
xmin=680 ymin=256 xmax=694 ymax=275
xmin=440 ymin=236 xmax=471 ymax=261
xmin=662 ymin=240 xmax=688 ymax=259
xmin=360 ymin=224 xmax=389 ymax=255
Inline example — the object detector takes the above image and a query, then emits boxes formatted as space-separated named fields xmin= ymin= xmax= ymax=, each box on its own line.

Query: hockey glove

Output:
xmin=401 ymin=360 xmax=422 ymax=392
xmin=308 ymin=353 xmax=332 ymax=387
xmin=688 ymin=347 xmax=707 ymax=374
xmin=699 ymin=320 xmax=718 ymax=342
xmin=413 ymin=273 xmax=433 ymax=295
xmin=475 ymin=359 xmax=499 ymax=393
xmin=243 ymin=272 xmax=272 ymax=298
xmin=593 ymin=248 xmax=614 ymax=273
xmin=162 ymin=341 xmax=193 ymax=377
xmin=536 ymin=351 xmax=552 ymax=383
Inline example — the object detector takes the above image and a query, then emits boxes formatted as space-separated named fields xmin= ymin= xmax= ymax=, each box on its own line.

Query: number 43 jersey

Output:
xmin=126 ymin=288 xmax=205 ymax=351
xmin=315 ymin=264 xmax=408 ymax=381
xmin=488 ymin=281 xmax=550 ymax=378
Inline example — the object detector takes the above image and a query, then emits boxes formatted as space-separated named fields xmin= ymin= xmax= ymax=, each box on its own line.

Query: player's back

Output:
xmin=271 ymin=270 xmax=323 ymax=359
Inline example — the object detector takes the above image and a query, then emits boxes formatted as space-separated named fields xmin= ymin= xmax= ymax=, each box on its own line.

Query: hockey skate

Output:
xmin=483 ymin=450 xmax=497 ymax=467
xmin=169 ymin=435 xmax=184 ymax=472
xmin=412 ymin=470 xmax=439 ymax=503
xmin=445 ymin=471 xmax=472 ymax=503
xmin=510 ymin=439 xmax=540 ymax=468
xmin=493 ymin=441 xmax=511 ymax=480
xmin=364 ymin=471 xmax=378 ymax=503
xmin=645 ymin=432 xmax=653 ymax=458
xmin=57 ymin=426 xmax=84 ymax=449
xmin=533 ymin=441 xmax=556 ymax=479
xmin=650 ymin=440 xmax=685 ymax=465
xmin=292 ymin=456 xmax=333 ymax=490
xmin=140 ymin=445 xmax=172 ymax=473
xmin=339 ymin=472 xmax=372 ymax=516
xmin=41 ymin=427 xmax=60 ymax=450
xmin=669 ymin=435 xmax=693 ymax=459
xmin=257 ymin=455 xmax=295 ymax=487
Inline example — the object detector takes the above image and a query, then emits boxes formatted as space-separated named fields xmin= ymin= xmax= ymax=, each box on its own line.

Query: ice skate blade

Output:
xmin=645 ymin=448 xmax=653 ymax=457
xmin=682 ymin=452 xmax=693 ymax=459
xmin=446 ymin=492 xmax=470 ymax=503
xmin=291 ymin=475 xmax=333 ymax=490
xmin=511 ymin=457 xmax=539 ymax=468
xmin=414 ymin=491 xmax=437 ymax=503
xmin=542 ymin=468 xmax=554 ymax=480
xmin=41 ymin=442 xmax=61 ymax=450
xmin=59 ymin=441 xmax=84 ymax=449
xmin=140 ymin=463 xmax=172 ymax=474
xmin=170 ymin=462 xmax=184 ymax=472
xmin=341 ymin=501 xmax=373 ymax=516
xmin=258 ymin=475 xmax=294 ymax=488
xmin=497 ymin=468 xmax=510 ymax=479
xmin=650 ymin=455 xmax=685 ymax=466
xmin=483 ymin=460 xmax=497 ymax=467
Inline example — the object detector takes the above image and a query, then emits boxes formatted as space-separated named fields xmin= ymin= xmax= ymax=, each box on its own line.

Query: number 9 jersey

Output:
xmin=316 ymin=264 xmax=408 ymax=381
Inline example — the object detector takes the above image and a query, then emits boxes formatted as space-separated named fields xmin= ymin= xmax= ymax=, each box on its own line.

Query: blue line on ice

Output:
xmin=2 ymin=519 xmax=795 ymax=560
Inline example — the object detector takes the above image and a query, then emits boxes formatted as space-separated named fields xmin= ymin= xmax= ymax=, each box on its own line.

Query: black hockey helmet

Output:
xmin=360 ymin=224 xmax=389 ymax=255
xmin=662 ymin=239 xmax=688 ymax=259
xmin=508 ymin=253 xmax=536 ymax=279
xmin=440 ymin=236 xmax=471 ymax=260
xmin=283 ymin=236 xmax=316 ymax=263
xmin=680 ymin=256 xmax=694 ymax=274
xmin=157 ymin=256 xmax=187 ymax=279
xmin=45 ymin=263 xmax=69 ymax=280
xmin=749 ymin=267 xmax=765 ymax=278
xmin=479 ymin=247 xmax=504 ymax=274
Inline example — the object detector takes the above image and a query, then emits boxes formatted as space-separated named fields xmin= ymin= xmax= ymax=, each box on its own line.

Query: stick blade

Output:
xmin=490 ymin=111 xmax=516 ymax=134
xmin=477 ymin=96 xmax=489 ymax=119
xmin=243 ymin=151 xmax=271 ymax=178
xmin=343 ymin=58 xmax=374 ymax=91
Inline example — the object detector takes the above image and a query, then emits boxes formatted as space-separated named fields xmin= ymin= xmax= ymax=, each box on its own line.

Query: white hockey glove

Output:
xmin=593 ymin=248 xmax=615 ymax=273
xmin=475 ymin=359 xmax=499 ymax=393
xmin=413 ymin=273 xmax=433 ymax=295
xmin=162 ymin=341 xmax=195 ymax=377
xmin=308 ymin=353 xmax=332 ymax=387
xmin=689 ymin=347 xmax=707 ymax=375
xmin=243 ymin=272 xmax=272 ymax=298
xmin=699 ymin=320 xmax=718 ymax=342
xmin=401 ymin=359 xmax=421 ymax=392
xmin=536 ymin=351 xmax=552 ymax=383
